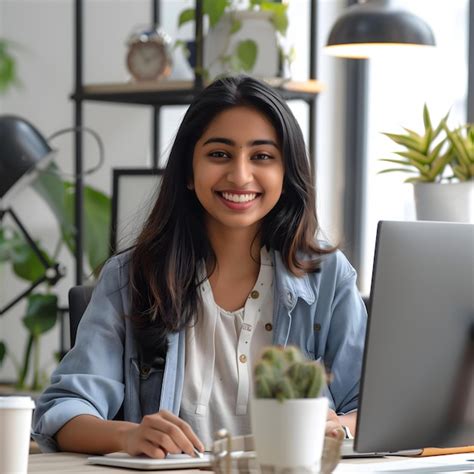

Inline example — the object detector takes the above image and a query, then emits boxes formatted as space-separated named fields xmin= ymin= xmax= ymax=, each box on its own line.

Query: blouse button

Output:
xmin=250 ymin=290 xmax=260 ymax=299
xmin=265 ymin=323 xmax=273 ymax=331
xmin=140 ymin=366 xmax=151 ymax=376
xmin=239 ymin=354 xmax=247 ymax=363
xmin=314 ymin=323 xmax=321 ymax=332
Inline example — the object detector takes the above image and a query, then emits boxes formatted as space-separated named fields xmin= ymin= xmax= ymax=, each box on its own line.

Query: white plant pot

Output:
xmin=413 ymin=181 xmax=474 ymax=223
xmin=205 ymin=11 xmax=279 ymax=79
xmin=251 ymin=397 xmax=328 ymax=472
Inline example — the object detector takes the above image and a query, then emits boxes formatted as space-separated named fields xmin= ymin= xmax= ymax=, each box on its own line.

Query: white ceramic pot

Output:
xmin=204 ymin=10 xmax=279 ymax=79
xmin=251 ymin=397 xmax=328 ymax=472
xmin=413 ymin=181 xmax=474 ymax=223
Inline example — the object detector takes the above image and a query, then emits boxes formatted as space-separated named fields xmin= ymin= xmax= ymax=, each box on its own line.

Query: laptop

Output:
xmin=353 ymin=220 xmax=474 ymax=455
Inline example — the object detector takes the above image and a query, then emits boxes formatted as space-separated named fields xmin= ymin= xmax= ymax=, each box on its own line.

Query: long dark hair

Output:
xmin=129 ymin=75 xmax=334 ymax=362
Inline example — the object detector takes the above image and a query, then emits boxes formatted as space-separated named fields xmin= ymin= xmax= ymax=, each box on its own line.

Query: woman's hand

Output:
xmin=120 ymin=410 xmax=205 ymax=458
xmin=325 ymin=408 xmax=345 ymax=440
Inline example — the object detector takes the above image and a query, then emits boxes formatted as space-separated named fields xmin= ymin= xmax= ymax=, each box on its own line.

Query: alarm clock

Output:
xmin=126 ymin=26 xmax=172 ymax=81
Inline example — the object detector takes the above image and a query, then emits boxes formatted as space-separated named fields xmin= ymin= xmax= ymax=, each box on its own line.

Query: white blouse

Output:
xmin=180 ymin=248 xmax=274 ymax=448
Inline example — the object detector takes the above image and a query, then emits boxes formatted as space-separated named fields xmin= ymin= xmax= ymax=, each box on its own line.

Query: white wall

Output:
xmin=0 ymin=0 xmax=345 ymax=383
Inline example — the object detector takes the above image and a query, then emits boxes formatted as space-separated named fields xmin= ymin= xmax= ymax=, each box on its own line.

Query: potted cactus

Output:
xmin=251 ymin=346 xmax=328 ymax=473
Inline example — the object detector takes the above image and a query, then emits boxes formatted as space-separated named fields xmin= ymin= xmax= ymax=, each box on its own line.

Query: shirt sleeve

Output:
xmin=31 ymin=256 xmax=127 ymax=452
xmin=324 ymin=260 xmax=367 ymax=414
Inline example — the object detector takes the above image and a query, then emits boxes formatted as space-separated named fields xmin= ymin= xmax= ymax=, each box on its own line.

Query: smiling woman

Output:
xmin=32 ymin=76 xmax=366 ymax=457
xmin=191 ymin=106 xmax=284 ymax=235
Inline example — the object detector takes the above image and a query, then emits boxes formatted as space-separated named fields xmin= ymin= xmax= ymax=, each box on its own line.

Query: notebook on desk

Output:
xmin=88 ymin=452 xmax=212 ymax=470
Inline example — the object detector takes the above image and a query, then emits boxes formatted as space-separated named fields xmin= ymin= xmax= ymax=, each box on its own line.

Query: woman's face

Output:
xmin=191 ymin=106 xmax=284 ymax=235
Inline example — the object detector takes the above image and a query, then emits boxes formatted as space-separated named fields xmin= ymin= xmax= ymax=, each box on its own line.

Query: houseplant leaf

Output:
xmin=178 ymin=8 xmax=195 ymax=27
xmin=64 ymin=183 xmax=111 ymax=272
xmin=11 ymin=239 xmax=52 ymax=282
xmin=236 ymin=40 xmax=257 ymax=71
xmin=22 ymin=293 xmax=58 ymax=336
xmin=32 ymin=162 xmax=75 ymax=249
xmin=204 ymin=0 xmax=228 ymax=28
xmin=261 ymin=2 xmax=288 ymax=35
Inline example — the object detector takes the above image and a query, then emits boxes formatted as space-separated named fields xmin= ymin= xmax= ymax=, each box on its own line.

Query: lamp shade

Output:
xmin=0 ymin=115 xmax=53 ymax=201
xmin=325 ymin=2 xmax=436 ymax=58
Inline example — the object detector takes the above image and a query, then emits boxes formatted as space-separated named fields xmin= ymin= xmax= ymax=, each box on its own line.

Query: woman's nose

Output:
xmin=227 ymin=156 xmax=252 ymax=186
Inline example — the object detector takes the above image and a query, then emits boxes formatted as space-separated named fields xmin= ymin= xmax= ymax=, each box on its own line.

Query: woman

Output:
xmin=32 ymin=75 xmax=367 ymax=457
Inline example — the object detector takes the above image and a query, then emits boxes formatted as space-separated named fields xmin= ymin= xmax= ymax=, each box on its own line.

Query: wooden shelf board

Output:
xmin=79 ymin=78 xmax=324 ymax=97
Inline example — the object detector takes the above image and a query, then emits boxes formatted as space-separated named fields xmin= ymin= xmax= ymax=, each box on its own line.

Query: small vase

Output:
xmin=251 ymin=397 xmax=328 ymax=473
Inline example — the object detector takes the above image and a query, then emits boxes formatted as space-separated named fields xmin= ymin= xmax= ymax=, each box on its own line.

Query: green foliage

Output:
xmin=444 ymin=124 xmax=474 ymax=181
xmin=379 ymin=104 xmax=474 ymax=184
xmin=0 ymin=39 xmax=18 ymax=93
xmin=254 ymin=346 xmax=326 ymax=402
xmin=0 ymin=163 xmax=111 ymax=390
xmin=177 ymin=0 xmax=290 ymax=78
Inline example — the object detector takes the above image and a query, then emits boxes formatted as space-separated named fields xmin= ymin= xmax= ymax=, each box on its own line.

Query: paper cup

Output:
xmin=0 ymin=396 xmax=35 ymax=474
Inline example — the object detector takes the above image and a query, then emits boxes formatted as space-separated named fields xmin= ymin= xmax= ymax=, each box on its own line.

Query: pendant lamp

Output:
xmin=324 ymin=0 xmax=436 ymax=59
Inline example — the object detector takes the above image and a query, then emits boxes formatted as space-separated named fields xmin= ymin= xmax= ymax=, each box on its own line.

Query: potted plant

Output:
xmin=0 ymin=163 xmax=111 ymax=392
xmin=251 ymin=346 xmax=328 ymax=473
xmin=379 ymin=105 xmax=474 ymax=223
xmin=177 ymin=0 xmax=293 ymax=80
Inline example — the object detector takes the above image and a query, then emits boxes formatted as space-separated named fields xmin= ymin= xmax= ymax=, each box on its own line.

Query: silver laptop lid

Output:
xmin=355 ymin=220 xmax=474 ymax=453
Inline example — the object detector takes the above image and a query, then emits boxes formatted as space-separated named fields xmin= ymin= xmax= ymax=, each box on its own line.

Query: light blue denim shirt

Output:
xmin=32 ymin=248 xmax=367 ymax=452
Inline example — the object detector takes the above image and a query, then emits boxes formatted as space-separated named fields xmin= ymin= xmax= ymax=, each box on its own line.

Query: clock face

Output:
xmin=126 ymin=42 xmax=170 ymax=81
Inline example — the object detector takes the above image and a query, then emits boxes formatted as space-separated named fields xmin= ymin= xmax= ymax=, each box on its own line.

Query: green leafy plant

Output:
xmin=444 ymin=123 xmax=474 ymax=181
xmin=379 ymin=104 xmax=474 ymax=184
xmin=0 ymin=163 xmax=111 ymax=390
xmin=379 ymin=105 xmax=452 ymax=183
xmin=254 ymin=346 xmax=326 ymax=401
xmin=177 ymin=0 xmax=291 ymax=78
xmin=0 ymin=39 xmax=19 ymax=93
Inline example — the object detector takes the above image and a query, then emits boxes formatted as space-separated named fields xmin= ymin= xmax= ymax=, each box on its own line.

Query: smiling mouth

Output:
xmin=218 ymin=191 xmax=261 ymax=203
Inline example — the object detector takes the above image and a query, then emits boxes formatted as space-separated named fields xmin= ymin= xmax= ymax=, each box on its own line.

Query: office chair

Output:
xmin=68 ymin=285 xmax=94 ymax=347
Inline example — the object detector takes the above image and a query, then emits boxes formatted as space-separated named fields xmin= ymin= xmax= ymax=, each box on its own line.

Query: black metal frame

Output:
xmin=72 ymin=0 xmax=320 ymax=284
xmin=0 ymin=208 xmax=64 ymax=315
xmin=110 ymin=168 xmax=164 ymax=254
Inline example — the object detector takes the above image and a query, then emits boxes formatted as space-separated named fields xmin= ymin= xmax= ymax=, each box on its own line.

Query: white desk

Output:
xmin=28 ymin=452 xmax=474 ymax=473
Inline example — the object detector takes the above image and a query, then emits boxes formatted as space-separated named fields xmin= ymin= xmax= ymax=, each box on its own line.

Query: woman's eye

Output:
xmin=209 ymin=151 xmax=229 ymax=159
xmin=253 ymin=153 xmax=272 ymax=160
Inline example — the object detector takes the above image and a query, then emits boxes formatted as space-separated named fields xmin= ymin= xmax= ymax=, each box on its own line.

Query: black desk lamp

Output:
xmin=0 ymin=115 xmax=65 ymax=315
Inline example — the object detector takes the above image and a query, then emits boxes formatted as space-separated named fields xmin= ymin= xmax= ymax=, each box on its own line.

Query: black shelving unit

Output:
xmin=72 ymin=0 xmax=320 ymax=285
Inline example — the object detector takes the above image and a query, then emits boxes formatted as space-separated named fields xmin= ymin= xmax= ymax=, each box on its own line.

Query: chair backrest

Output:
xmin=68 ymin=285 xmax=94 ymax=347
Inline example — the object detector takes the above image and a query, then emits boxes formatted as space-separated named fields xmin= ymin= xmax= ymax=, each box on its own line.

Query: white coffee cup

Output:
xmin=0 ymin=396 xmax=35 ymax=474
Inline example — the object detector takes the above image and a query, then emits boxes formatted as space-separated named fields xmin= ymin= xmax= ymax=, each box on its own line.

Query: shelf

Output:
xmin=72 ymin=79 xmax=324 ymax=106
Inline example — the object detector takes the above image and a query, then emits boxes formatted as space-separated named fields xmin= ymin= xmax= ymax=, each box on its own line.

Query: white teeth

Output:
xmin=221 ymin=192 xmax=257 ymax=203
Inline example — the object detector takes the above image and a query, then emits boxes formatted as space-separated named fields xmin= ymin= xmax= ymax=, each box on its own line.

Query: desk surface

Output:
xmin=28 ymin=452 xmax=474 ymax=473
xmin=27 ymin=452 xmax=396 ymax=473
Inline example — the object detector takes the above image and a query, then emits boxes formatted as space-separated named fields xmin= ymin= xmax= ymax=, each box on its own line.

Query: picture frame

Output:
xmin=110 ymin=168 xmax=164 ymax=253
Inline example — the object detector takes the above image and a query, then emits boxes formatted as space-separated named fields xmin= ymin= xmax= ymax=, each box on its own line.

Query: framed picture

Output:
xmin=110 ymin=168 xmax=164 ymax=253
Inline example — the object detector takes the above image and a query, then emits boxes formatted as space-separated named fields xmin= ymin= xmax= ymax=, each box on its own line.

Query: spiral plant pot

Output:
xmin=251 ymin=397 xmax=328 ymax=473
xmin=413 ymin=181 xmax=474 ymax=223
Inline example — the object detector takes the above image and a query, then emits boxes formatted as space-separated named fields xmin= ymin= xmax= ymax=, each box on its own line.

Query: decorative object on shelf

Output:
xmin=0 ymin=38 xmax=19 ymax=93
xmin=177 ymin=0 xmax=292 ymax=79
xmin=0 ymin=115 xmax=111 ymax=390
xmin=126 ymin=25 xmax=173 ymax=81
xmin=324 ymin=0 xmax=436 ymax=59
xmin=251 ymin=346 xmax=330 ymax=473
xmin=379 ymin=105 xmax=474 ymax=223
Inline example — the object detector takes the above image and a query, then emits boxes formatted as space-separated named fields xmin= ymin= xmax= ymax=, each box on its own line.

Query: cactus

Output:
xmin=254 ymin=346 xmax=326 ymax=402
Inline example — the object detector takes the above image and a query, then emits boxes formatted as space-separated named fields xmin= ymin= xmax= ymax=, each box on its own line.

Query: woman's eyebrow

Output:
xmin=202 ymin=137 xmax=279 ymax=148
